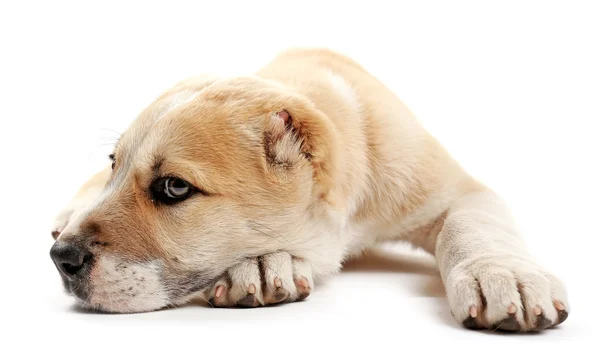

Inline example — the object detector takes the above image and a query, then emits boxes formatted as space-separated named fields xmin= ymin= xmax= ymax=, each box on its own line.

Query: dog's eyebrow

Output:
xmin=152 ymin=157 xmax=164 ymax=176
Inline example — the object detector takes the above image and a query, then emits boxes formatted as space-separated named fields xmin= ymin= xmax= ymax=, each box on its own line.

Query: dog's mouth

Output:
xmin=56 ymin=255 xmax=217 ymax=313
xmin=60 ymin=272 xmax=93 ymax=307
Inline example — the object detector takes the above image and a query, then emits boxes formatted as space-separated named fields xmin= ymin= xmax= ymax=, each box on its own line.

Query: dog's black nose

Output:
xmin=50 ymin=242 xmax=92 ymax=279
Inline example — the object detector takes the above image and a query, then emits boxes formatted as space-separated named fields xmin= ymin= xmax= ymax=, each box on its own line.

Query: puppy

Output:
xmin=50 ymin=48 xmax=568 ymax=331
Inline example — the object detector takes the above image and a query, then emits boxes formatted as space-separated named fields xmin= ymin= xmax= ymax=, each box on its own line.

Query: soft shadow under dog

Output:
xmin=341 ymin=247 xmax=446 ymax=298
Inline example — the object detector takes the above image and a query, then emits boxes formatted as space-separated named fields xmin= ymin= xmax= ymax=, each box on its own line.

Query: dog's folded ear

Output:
xmin=264 ymin=109 xmax=306 ymax=167
xmin=263 ymin=98 xmax=341 ymax=205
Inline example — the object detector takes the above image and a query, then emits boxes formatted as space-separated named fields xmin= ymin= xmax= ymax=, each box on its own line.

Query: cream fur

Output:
xmin=51 ymin=48 xmax=569 ymax=332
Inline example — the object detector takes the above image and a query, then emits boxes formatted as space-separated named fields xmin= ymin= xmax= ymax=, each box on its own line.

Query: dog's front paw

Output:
xmin=207 ymin=252 xmax=313 ymax=308
xmin=52 ymin=203 xmax=85 ymax=239
xmin=51 ymin=197 xmax=96 ymax=239
xmin=51 ymin=168 xmax=111 ymax=239
xmin=446 ymin=257 xmax=569 ymax=332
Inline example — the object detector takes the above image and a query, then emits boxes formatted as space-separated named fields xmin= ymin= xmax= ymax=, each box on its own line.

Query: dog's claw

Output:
xmin=294 ymin=276 xmax=311 ymax=301
xmin=468 ymin=305 xmax=478 ymax=318
xmin=247 ymin=284 xmax=256 ymax=294
xmin=215 ymin=285 xmax=225 ymax=298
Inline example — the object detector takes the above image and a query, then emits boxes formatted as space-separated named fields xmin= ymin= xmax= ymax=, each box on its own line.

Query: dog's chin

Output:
xmin=62 ymin=279 xmax=171 ymax=314
xmin=71 ymin=296 xmax=169 ymax=314
xmin=69 ymin=256 xmax=168 ymax=313
xmin=71 ymin=285 xmax=207 ymax=314
xmin=63 ymin=256 xmax=216 ymax=314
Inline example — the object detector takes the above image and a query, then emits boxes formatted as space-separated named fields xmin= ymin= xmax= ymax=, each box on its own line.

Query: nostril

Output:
xmin=62 ymin=263 xmax=81 ymax=276
xmin=51 ymin=230 xmax=61 ymax=240
xmin=50 ymin=242 xmax=93 ymax=279
xmin=62 ymin=254 xmax=92 ymax=275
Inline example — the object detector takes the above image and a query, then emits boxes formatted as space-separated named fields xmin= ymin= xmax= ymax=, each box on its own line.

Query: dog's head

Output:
xmin=50 ymin=76 xmax=341 ymax=313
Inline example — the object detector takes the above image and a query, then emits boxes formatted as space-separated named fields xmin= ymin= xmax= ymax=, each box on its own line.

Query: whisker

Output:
xmin=96 ymin=128 xmax=123 ymax=138
xmin=249 ymin=227 xmax=279 ymax=241
xmin=194 ymin=295 xmax=214 ymax=309
xmin=248 ymin=226 xmax=321 ymax=255
xmin=248 ymin=221 xmax=291 ymax=244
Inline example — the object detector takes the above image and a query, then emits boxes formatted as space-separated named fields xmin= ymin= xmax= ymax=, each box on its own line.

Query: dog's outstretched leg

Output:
xmin=433 ymin=189 xmax=569 ymax=332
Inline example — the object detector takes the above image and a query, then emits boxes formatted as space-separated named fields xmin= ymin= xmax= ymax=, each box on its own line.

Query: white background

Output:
xmin=1 ymin=1 xmax=598 ymax=358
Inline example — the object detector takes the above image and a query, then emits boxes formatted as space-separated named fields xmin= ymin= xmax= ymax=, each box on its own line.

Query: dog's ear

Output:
xmin=263 ymin=102 xmax=341 ymax=205
xmin=264 ymin=109 xmax=306 ymax=168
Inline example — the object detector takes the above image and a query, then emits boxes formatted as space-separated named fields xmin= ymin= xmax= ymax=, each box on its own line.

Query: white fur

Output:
xmin=87 ymin=257 xmax=168 ymax=313
xmin=437 ymin=190 xmax=568 ymax=328
xmin=328 ymin=70 xmax=361 ymax=116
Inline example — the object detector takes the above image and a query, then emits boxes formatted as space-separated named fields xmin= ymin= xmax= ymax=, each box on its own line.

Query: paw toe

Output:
xmin=492 ymin=314 xmax=521 ymax=332
xmin=237 ymin=294 xmax=259 ymax=308
xmin=462 ymin=316 xmax=483 ymax=330
xmin=533 ymin=315 xmax=553 ymax=331
xmin=555 ymin=310 xmax=569 ymax=326
xmin=208 ymin=253 xmax=314 ymax=308
xmin=294 ymin=277 xmax=311 ymax=301
xmin=268 ymin=287 xmax=290 ymax=304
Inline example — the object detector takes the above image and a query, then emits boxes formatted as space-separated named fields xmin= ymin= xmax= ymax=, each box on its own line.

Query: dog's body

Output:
xmin=51 ymin=48 xmax=568 ymax=331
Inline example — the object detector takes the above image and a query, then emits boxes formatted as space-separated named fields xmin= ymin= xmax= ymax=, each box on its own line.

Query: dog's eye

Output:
xmin=151 ymin=177 xmax=194 ymax=204
xmin=164 ymin=178 xmax=190 ymax=198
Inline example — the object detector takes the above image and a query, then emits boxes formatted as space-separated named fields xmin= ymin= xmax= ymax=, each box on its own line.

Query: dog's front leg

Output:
xmin=435 ymin=190 xmax=569 ymax=332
